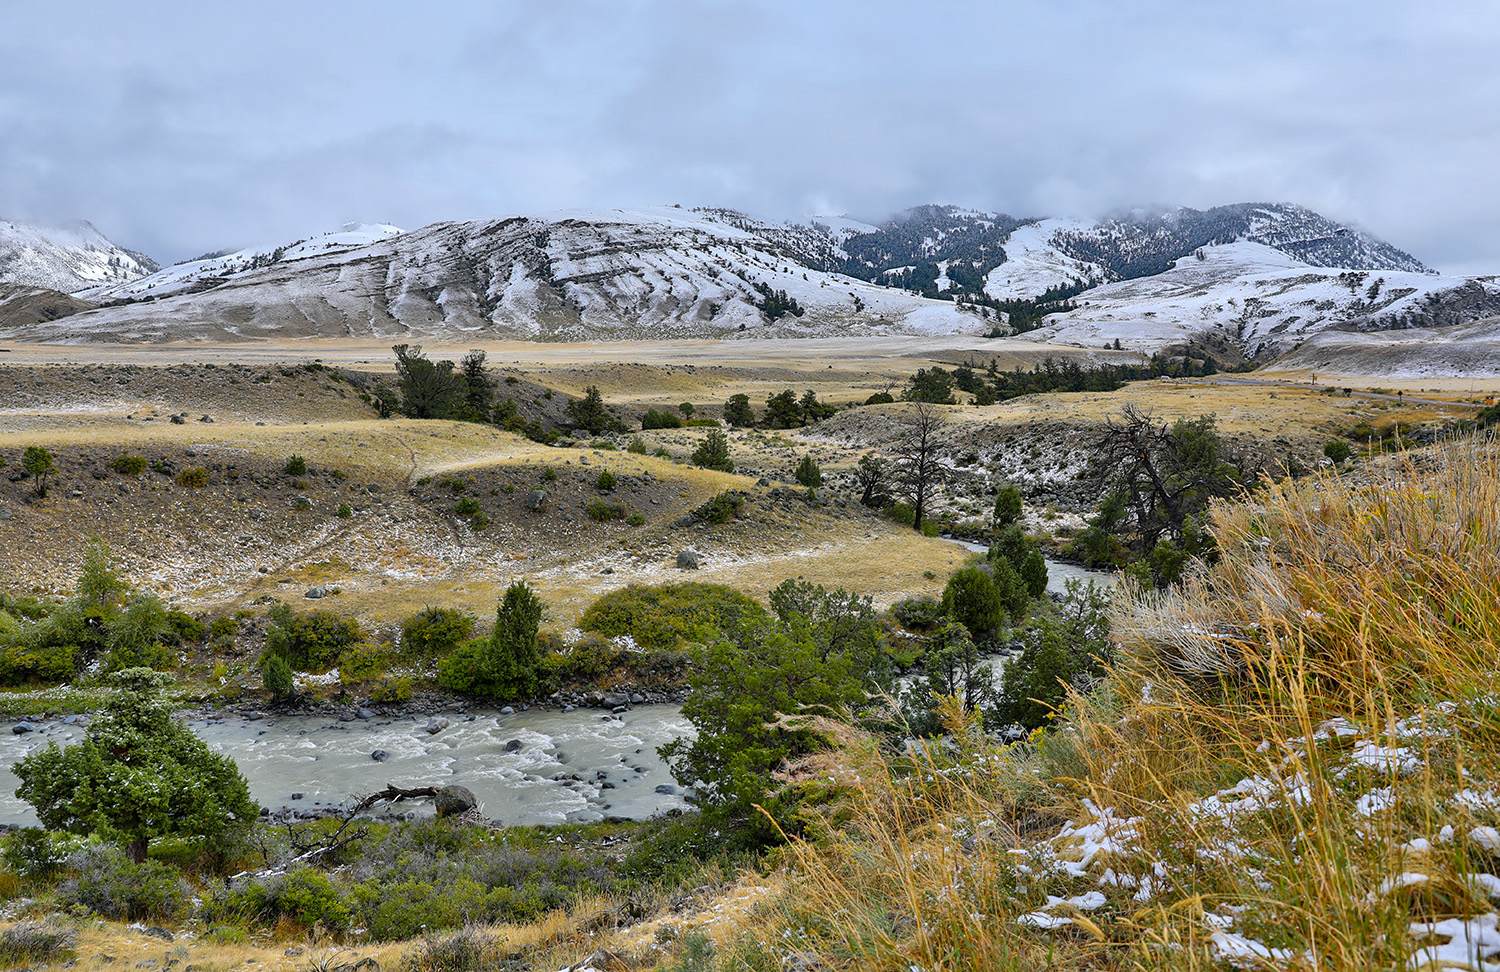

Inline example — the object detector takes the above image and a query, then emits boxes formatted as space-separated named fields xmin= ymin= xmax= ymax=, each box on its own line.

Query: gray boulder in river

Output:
xmin=435 ymin=784 xmax=478 ymax=817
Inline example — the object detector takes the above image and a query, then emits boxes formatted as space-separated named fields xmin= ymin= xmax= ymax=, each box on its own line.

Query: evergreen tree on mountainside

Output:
xmin=566 ymin=385 xmax=625 ymax=435
xmin=392 ymin=344 xmax=465 ymax=420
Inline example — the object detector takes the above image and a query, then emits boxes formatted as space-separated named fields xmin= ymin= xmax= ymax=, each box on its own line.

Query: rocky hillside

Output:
xmin=0 ymin=219 xmax=158 ymax=293
xmin=10 ymin=208 xmax=983 ymax=343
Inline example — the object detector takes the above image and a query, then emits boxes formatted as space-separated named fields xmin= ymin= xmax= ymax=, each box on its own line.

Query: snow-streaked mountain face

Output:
xmin=1022 ymin=242 xmax=1500 ymax=358
xmin=79 ymin=222 xmax=405 ymax=302
xmin=0 ymin=220 xmax=159 ymax=294
xmin=10 ymin=208 xmax=987 ymax=343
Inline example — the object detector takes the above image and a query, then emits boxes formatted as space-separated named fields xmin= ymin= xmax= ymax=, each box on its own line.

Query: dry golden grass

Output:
xmin=751 ymin=435 xmax=1500 ymax=972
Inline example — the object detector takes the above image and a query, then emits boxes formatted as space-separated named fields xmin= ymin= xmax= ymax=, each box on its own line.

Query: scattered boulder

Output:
xmin=654 ymin=784 xmax=677 ymax=795
xmin=504 ymin=739 xmax=523 ymax=753
xmin=169 ymin=414 xmax=186 ymax=425
xmin=434 ymin=784 xmax=477 ymax=817
xmin=676 ymin=550 xmax=700 ymax=570
xmin=371 ymin=749 xmax=389 ymax=762
xmin=424 ymin=717 xmax=450 ymax=735
xmin=527 ymin=489 xmax=548 ymax=511
xmin=144 ymin=927 xmax=174 ymax=942
xmin=11 ymin=723 xmax=32 ymax=735
xmin=304 ymin=587 xmax=326 ymax=599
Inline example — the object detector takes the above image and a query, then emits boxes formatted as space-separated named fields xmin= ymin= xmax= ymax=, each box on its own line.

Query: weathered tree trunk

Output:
xmin=126 ymin=837 xmax=149 ymax=864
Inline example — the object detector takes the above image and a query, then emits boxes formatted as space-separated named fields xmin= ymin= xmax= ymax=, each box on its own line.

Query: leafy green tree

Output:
xmin=393 ymin=344 xmax=465 ymax=420
xmin=104 ymin=594 xmax=174 ymax=672
xmin=14 ymin=669 xmax=257 ymax=863
xmin=566 ymin=386 xmax=621 ymax=435
xmin=764 ymin=389 xmax=801 ymax=429
xmin=690 ymin=430 xmax=734 ymax=473
xmin=793 ymin=454 xmax=822 ymax=488
xmin=437 ymin=582 xmax=545 ymax=699
xmin=940 ymin=565 xmax=1006 ymax=645
xmin=904 ymin=368 xmax=957 ymax=404
xmin=641 ymin=408 xmax=683 ymax=430
xmin=1324 ymin=439 xmax=1352 ymax=465
xmin=903 ymin=621 xmax=991 ymax=735
xmin=678 ymin=402 xmax=695 ymax=418
xmin=459 ymin=350 xmax=493 ymax=421
xmin=22 ymin=446 xmax=55 ymax=497
xmin=1020 ymin=548 xmax=1049 ymax=600
xmin=260 ymin=652 xmax=295 ymax=699
xmin=723 ymin=393 xmax=756 ymax=427
xmin=798 ymin=390 xmax=836 ymax=423
xmin=371 ymin=383 xmax=400 ymax=419
xmin=863 ymin=391 xmax=896 ymax=406
xmin=993 ymin=582 xmax=1112 ymax=730
xmin=662 ymin=584 xmax=888 ymax=844
xmin=994 ymin=485 xmax=1023 ymax=527
xmin=75 ymin=537 xmax=127 ymax=615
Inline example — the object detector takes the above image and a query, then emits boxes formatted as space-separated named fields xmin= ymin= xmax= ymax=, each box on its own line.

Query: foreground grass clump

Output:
xmin=747 ymin=436 xmax=1500 ymax=972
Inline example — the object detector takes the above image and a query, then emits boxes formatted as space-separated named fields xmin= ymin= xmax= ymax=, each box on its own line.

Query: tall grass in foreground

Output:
xmin=757 ymin=436 xmax=1500 ymax=971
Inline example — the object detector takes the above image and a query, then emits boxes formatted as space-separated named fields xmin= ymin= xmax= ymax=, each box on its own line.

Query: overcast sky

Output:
xmin=4 ymin=0 xmax=1500 ymax=272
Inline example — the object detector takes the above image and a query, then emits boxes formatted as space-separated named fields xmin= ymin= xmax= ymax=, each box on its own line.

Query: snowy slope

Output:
xmin=1264 ymin=315 xmax=1500 ymax=379
xmin=983 ymin=219 xmax=1103 ymax=299
xmin=8 ymin=208 xmax=985 ymax=343
xmin=1022 ymin=242 xmax=1500 ymax=357
xmin=0 ymin=220 xmax=159 ymax=293
xmin=80 ymin=222 xmax=404 ymax=302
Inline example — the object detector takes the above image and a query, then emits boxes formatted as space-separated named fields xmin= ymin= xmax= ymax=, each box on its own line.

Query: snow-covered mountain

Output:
xmin=1021 ymin=241 xmax=1500 ymax=358
xmin=10 ymin=208 xmax=985 ymax=343
xmin=80 ymin=222 xmax=404 ymax=302
xmin=4 ymin=202 xmax=1484 ymax=362
xmin=0 ymin=220 xmax=159 ymax=293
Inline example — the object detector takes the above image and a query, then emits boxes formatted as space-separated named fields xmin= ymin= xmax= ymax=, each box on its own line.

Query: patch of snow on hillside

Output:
xmin=984 ymin=219 xmax=1101 ymax=300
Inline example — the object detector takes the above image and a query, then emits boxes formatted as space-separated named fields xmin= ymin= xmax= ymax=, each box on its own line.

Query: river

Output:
xmin=0 ymin=704 xmax=695 ymax=828
xmin=941 ymin=537 xmax=1120 ymax=594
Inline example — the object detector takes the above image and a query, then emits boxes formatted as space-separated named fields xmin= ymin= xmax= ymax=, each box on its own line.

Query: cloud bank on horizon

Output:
xmin=2 ymin=0 xmax=1498 ymax=273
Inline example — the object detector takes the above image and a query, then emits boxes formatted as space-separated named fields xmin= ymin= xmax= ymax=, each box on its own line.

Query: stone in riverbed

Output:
xmin=435 ymin=784 xmax=477 ymax=817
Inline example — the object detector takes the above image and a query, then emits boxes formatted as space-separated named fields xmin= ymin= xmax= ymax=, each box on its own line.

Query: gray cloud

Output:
xmin=3 ymin=0 xmax=1498 ymax=272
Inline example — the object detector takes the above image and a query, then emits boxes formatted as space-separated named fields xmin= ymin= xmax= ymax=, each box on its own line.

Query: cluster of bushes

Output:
xmin=723 ymin=389 xmax=838 ymax=429
xmin=0 ymin=540 xmax=208 ymax=685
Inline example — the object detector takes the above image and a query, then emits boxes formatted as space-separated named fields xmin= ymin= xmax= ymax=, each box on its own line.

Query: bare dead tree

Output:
xmin=891 ymin=402 xmax=947 ymax=532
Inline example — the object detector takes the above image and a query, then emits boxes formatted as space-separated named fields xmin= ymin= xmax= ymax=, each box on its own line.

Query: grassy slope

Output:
xmin=728 ymin=437 xmax=1500 ymax=971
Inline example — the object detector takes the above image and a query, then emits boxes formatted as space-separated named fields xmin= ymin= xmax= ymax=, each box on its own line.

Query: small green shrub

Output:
xmin=886 ymin=502 xmax=916 ymax=526
xmin=221 ymin=867 xmax=351 ymax=931
xmin=401 ymin=607 xmax=474 ymax=663
xmin=627 ymin=437 xmax=648 ymax=454
xmin=444 ymin=478 xmax=467 ymax=493
xmin=264 ymin=605 xmax=364 ymax=673
xmin=370 ymin=676 xmax=413 ymax=703
xmin=176 ymin=466 xmax=210 ymax=488
xmin=642 ymin=408 xmax=683 ymax=430
xmin=793 ymin=454 xmax=822 ymax=488
xmin=693 ymin=491 xmax=743 ymax=524
xmin=1324 ymin=439 xmax=1353 ymax=464
xmin=890 ymin=595 xmax=945 ymax=631
xmin=261 ymin=652 xmax=295 ymax=698
xmin=284 ymin=455 xmax=308 ymax=475
xmin=627 ymin=512 xmax=646 ymax=527
xmin=0 ymin=924 xmax=76 ymax=966
xmin=579 ymin=582 xmax=766 ymax=650
xmin=1 ymin=828 xmax=67 ymax=880
xmin=653 ymin=447 xmax=671 ymax=459
xmin=59 ymin=846 xmax=189 ymax=921
xmin=164 ymin=609 xmax=205 ymax=644
xmin=453 ymin=496 xmax=482 ymax=516
xmin=0 ymin=642 xmax=77 ymax=687
xmin=587 ymin=500 xmax=626 ymax=522
xmin=339 ymin=642 xmax=395 ymax=684
xmin=337 ymin=503 xmax=353 ymax=518
xmin=541 ymin=466 xmax=557 ymax=482
xmin=112 ymin=454 xmax=147 ymax=475
xmin=595 ymin=470 xmax=616 ymax=491
xmin=864 ymin=391 xmax=896 ymax=406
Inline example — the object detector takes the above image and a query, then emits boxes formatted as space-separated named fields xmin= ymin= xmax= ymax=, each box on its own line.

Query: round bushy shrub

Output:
xmin=284 ymin=454 xmax=308 ymax=476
